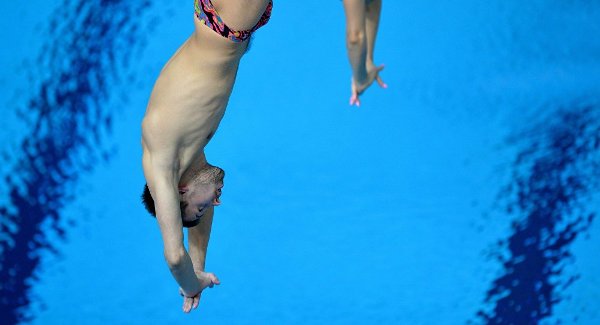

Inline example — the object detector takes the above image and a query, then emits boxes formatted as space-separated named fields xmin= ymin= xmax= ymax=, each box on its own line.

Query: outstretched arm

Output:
xmin=188 ymin=205 xmax=214 ymax=275
xmin=178 ymin=205 xmax=220 ymax=313
xmin=148 ymin=171 xmax=202 ymax=297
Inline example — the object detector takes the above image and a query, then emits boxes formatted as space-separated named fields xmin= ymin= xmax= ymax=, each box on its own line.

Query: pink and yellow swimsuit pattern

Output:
xmin=194 ymin=0 xmax=273 ymax=43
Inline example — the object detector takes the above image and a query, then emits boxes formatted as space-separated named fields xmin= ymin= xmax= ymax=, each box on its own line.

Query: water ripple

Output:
xmin=0 ymin=1 xmax=155 ymax=323
xmin=476 ymin=102 xmax=600 ymax=324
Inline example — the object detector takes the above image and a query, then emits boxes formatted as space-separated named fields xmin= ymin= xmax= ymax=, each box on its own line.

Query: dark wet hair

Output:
xmin=192 ymin=164 xmax=225 ymax=185
xmin=141 ymin=165 xmax=224 ymax=228
xmin=141 ymin=184 xmax=157 ymax=217
xmin=141 ymin=184 xmax=205 ymax=228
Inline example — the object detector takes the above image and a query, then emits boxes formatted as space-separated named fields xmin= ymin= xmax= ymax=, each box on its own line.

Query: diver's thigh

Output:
xmin=343 ymin=0 xmax=367 ymax=33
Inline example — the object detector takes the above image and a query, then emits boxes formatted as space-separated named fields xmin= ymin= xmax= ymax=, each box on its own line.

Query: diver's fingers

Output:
xmin=376 ymin=64 xmax=385 ymax=73
xmin=183 ymin=296 xmax=193 ymax=313
xmin=192 ymin=295 xmax=200 ymax=310
xmin=202 ymin=272 xmax=220 ymax=288
xmin=209 ymin=273 xmax=221 ymax=285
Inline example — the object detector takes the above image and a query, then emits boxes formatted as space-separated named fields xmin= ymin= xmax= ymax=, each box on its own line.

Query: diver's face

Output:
xmin=180 ymin=181 xmax=223 ymax=225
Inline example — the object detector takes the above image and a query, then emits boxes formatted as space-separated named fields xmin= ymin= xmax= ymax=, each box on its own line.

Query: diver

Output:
xmin=342 ymin=0 xmax=387 ymax=106
xmin=140 ymin=0 xmax=273 ymax=313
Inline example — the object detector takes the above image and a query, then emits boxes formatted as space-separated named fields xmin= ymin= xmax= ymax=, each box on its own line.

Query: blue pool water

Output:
xmin=1 ymin=1 xmax=599 ymax=324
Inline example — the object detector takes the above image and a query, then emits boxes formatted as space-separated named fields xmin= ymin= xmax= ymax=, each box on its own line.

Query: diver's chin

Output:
xmin=182 ymin=217 xmax=201 ymax=228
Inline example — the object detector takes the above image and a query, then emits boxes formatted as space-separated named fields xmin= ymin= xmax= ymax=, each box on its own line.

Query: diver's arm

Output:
xmin=186 ymin=205 xmax=220 ymax=304
xmin=188 ymin=206 xmax=214 ymax=275
xmin=150 ymin=173 xmax=202 ymax=297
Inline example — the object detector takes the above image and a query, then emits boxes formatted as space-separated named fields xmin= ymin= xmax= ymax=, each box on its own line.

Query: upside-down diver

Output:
xmin=140 ymin=0 xmax=272 ymax=313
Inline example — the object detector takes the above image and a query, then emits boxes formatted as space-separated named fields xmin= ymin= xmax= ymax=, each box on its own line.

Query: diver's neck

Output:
xmin=179 ymin=152 xmax=208 ymax=185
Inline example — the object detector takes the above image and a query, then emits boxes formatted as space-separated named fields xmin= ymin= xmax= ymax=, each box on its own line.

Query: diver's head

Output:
xmin=179 ymin=165 xmax=224 ymax=227
xmin=141 ymin=165 xmax=224 ymax=228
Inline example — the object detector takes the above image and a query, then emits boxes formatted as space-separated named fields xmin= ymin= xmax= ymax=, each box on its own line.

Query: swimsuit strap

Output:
xmin=194 ymin=0 xmax=273 ymax=43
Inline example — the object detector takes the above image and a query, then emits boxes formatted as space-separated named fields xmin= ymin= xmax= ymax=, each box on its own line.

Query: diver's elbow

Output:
xmin=164 ymin=248 xmax=186 ymax=270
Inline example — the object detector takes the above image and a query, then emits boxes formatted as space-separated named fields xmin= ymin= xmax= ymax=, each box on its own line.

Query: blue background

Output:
xmin=1 ymin=1 xmax=599 ymax=324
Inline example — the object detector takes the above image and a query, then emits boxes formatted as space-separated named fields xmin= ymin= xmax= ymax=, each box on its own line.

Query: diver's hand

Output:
xmin=350 ymin=64 xmax=387 ymax=107
xmin=180 ymin=288 xmax=200 ymax=313
xmin=179 ymin=272 xmax=221 ymax=313
xmin=198 ymin=271 xmax=220 ymax=290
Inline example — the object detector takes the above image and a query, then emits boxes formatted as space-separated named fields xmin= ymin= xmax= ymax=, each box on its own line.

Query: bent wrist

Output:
xmin=181 ymin=284 xmax=201 ymax=297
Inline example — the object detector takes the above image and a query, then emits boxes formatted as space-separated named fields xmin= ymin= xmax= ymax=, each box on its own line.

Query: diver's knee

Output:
xmin=346 ymin=29 xmax=365 ymax=46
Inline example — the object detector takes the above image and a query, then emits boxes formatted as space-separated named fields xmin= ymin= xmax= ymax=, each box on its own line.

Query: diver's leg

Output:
xmin=365 ymin=0 xmax=382 ymax=66
xmin=343 ymin=0 xmax=368 ymax=85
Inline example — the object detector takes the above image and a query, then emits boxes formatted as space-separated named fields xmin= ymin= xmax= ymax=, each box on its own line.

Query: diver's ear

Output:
xmin=212 ymin=185 xmax=222 ymax=206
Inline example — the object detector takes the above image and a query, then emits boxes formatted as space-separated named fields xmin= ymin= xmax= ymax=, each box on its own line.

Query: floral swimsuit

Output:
xmin=194 ymin=0 xmax=273 ymax=43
